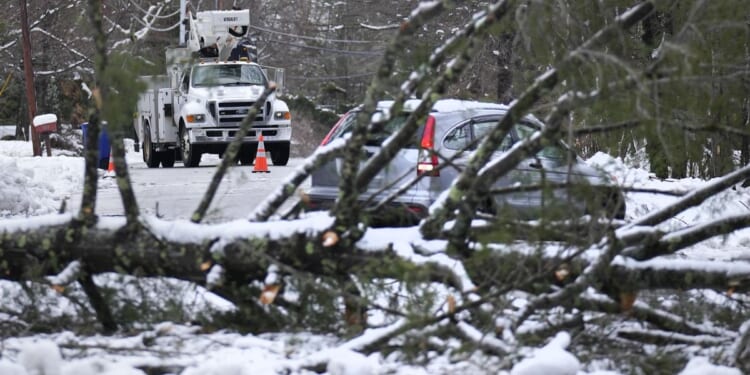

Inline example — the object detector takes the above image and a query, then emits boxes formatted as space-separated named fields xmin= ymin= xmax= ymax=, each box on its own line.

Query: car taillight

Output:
xmin=406 ymin=204 xmax=427 ymax=217
xmin=417 ymin=115 xmax=439 ymax=177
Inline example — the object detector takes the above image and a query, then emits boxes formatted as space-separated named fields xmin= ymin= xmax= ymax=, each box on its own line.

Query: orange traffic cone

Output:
xmin=105 ymin=149 xmax=115 ymax=177
xmin=252 ymin=134 xmax=270 ymax=173
xmin=107 ymin=153 xmax=115 ymax=171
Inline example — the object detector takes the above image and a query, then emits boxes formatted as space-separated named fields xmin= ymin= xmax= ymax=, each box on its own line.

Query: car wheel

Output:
xmin=180 ymin=124 xmax=201 ymax=167
xmin=269 ymin=142 xmax=290 ymax=166
xmin=143 ymin=123 xmax=161 ymax=168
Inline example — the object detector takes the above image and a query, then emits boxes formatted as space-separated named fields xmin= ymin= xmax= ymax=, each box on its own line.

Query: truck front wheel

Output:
xmin=269 ymin=142 xmax=290 ymax=166
xmin=143 ymin=124 xmax=161 ymax=168
xmin=180 ymin=125 xmax=201 ymax=167
xmin=160 ymin=150 xmax=176 ymax=168
xmin=238 ymin=144 xmax=256 ymax=166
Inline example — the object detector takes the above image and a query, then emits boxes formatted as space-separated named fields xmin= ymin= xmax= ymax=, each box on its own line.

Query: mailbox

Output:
xmin=32 ymin=114 xmax=58 ymax=134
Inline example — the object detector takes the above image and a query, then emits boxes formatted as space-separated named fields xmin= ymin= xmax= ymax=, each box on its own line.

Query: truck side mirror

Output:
xmin=180 ymin=74 xmax=190 ymax=93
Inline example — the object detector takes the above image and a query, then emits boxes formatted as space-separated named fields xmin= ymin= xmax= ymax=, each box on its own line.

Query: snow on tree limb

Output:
xmin=332 ymin=0 xmax=453 ymax=238
xmin=624 ymin=164 xmax=750 ymax=230
xmin=420 ymin=1 xmax=656 ymax=241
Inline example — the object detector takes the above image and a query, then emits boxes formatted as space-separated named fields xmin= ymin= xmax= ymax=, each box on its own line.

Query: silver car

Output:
xmin=306 ymin=99 xmax=625 ymax=224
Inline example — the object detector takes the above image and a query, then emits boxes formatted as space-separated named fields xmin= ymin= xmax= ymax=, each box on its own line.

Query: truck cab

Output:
xmin=174 ymin=60 xmax=291 ymax=167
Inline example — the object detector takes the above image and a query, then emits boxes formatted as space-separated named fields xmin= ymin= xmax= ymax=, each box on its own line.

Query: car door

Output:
xmin=437 ymin=118 xmax=472 ymax=191
xmin=469 ymin=117 xmax=528 ymax=212
xmin=512 ymin=123 xmax=583 ymax=216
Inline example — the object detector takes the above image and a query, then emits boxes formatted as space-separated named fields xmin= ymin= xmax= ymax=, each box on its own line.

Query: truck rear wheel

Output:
xmin=269 ymin=142 xmax=290 ymax=166
xmin=143 ymin=124 xmax=161 ymax=168
xmin=180 ymin=125 xmax=201 ymax=167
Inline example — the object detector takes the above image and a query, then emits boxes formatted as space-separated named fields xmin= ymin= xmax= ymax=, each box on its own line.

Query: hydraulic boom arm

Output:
xmin=186 ymin=9 xmax=251 ymax=59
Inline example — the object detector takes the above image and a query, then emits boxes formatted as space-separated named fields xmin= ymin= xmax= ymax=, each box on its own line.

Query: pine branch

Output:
xmin=248 ymin=138 xmax=346 ymax=222
xmin=623 ymin=164 xmax=750 ymax=230
xmin=355 ymin=0 xmax=518 ymax=196
xmin=332 ymin=0 xmax=452 ymax=238
xmin=420 ymin=1 xmax=656 ymax=240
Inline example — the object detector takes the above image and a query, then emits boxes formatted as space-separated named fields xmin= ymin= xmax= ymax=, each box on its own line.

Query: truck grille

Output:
xmin=213 ymin=101 xmax=265 ymax=126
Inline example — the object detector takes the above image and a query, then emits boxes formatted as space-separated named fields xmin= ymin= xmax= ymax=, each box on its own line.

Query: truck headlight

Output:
xmin=274 ymin=111 xmax=291 ymax=120
xmin=186 ymin=114 xmax=205 ymax=123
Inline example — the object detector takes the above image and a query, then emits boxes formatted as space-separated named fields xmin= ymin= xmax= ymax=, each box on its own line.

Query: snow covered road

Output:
xmin=69 ymin=153 xmax=309 ymax=222
xmin=0 ymin=139 xmax=308 ymax=222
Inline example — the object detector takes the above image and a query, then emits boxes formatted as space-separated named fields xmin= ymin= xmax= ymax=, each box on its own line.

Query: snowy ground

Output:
xmin=1 ymin=139 xmax=749 ymax=374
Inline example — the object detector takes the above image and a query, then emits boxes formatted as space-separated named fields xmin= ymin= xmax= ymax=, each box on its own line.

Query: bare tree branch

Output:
xmin=192 ymin=85 xmax=277 ymax=223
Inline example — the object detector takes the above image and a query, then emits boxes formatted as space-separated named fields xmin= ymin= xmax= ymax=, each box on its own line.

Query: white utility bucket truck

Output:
xmin=134 ymin=7 xmax=291 ymax=168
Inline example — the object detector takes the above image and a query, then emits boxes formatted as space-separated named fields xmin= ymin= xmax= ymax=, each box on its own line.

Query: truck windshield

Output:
xmin=191 ymin=64 xmax=266 ymax=87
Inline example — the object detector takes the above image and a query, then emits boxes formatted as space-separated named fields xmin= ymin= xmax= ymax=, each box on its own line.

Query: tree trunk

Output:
xmin=495 ymin=32 xmax=515 ymax=104
xmin=20 ymin=0 xmax=40 ymax=156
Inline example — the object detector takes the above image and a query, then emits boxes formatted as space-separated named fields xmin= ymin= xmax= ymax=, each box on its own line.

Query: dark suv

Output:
xmin=306 ymin=99 xmax=625 ymax=223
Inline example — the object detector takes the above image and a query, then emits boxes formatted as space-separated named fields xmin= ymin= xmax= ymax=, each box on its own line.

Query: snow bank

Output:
xmin=0 ymin=141 xmax=84 ymax=218
xmin=509 ymin=332 xmax=580 ymax=375
xmin=63 ymin=358 xmax=146 ymax=375
xmin=588 ymin=151 xmax=750 ymax=260
xmin=178 ymin=346 xmax=281 ymax=375
xmin=0 ymin=139 xmax=145 ymax=218
xmin=326 ymin=348 xmax=379 ymax=375
xmin=7 ymin=339 xmax=146 ymax=375
xmin=678 ymin=357 xmax=742 ymax=375
xmin=0 ymin=360 xmax=27 ymax=375
xmin=0 ymin=155 xmax=83 ymax=217
xmin=18 ymin=339 xmax=63 ymax=375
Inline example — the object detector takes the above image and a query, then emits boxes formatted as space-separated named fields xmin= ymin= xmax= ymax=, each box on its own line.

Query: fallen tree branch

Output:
xmin=578 ymin=292 xmax=736 ymax=338
xmin=624 ymin=213 xmax=750 ymax=260
xmin=617 ymin=327 xmax=732 ymax=346
xmin=46 ymin=260 xmax=82 ymax=286
xmin=610 ymin=257 xmax=750 ymax=294
xmin=420 ymin=1 xmax=656 ymax=240
xmin=333 ymin=0 xmax=453 ymax=236
xmin=248 ymin=138 xmax=346 ymax=222
xmin=623 ymin=164 xmax=750 ymax=230
xmin=78 ymin=269 xmax=117 ymax=333
xmin=0 ymin=215 xmax=473 ymax=307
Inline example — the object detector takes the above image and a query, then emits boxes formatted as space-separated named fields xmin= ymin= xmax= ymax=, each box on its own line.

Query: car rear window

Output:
xmin=330 ymin=112 xmax=422 ymax=149
xmin=366 ymin=114 xmax=421 ymax=148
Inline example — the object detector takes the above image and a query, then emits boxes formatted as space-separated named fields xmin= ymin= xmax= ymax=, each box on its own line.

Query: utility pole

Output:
xmin=180 ymin=0 xmax=186 ymax=46
xmin=20 ymin=0 xmax=40 ymax=156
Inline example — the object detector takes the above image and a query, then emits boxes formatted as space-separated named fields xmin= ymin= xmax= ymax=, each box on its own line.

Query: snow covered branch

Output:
xmin=249 ymin=139 xmax=347 ymax=222
xmin=420 ymin=1 xmax=656 ymax=240
xmin=332 ymin=0 xmax=455 ymax=237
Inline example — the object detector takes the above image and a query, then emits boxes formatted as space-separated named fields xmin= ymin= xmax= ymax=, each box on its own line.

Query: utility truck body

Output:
xmin=134 ymin=8 xmax=291 ymax=168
